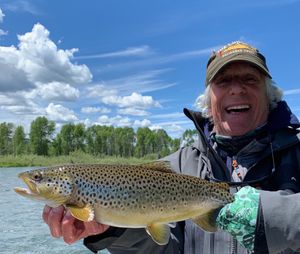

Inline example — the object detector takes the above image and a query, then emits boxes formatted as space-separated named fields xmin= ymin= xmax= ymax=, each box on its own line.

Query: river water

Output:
xmin=0 ymin=167 xmax=109 ymax=254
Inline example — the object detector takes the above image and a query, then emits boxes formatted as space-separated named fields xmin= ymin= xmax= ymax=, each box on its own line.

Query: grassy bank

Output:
xmin=0 ymin=151 xmax=156 ymax=167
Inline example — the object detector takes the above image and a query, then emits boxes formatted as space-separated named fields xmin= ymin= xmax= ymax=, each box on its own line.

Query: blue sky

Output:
xmin=0 ymin=0 xmax=299 ymax=137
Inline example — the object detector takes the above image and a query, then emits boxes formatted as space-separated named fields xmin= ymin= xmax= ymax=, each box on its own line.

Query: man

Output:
xmin=43 ymin=41 xmax=300 ymax=253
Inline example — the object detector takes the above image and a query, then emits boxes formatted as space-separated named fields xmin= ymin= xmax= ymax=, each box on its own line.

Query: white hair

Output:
xmin=194 ymin=77 xmax=283 ymax=119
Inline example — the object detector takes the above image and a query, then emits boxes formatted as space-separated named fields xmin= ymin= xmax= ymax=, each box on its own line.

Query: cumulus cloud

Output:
xmin=81 ymin=106 xmax=111 ymax=114
xmin=117 ymin=107 xmax=149 ymax=116
xmin=133 ymin=119 xmax=151 ymax=128
xmin=101 ymin=92 xmax=161 ymax=109
xmin=0 ymin=23 xmax=92 ymax=93
xmin=46 ymin=103 xmax=78 ymax=122
xmin=31 ymin=82 xmax=80 ymax=101
xmin=0 ymin=93 xmax=43 ymax=115
xmin=0 ymin=46 xmax=34 ymax=92
xmin=18 ymin=23 xmax=92 ymax=85
xmin=86 ymin=84 xmax=118 ymax=98
xmin=96 ymin=115 xmax=132 ymax=127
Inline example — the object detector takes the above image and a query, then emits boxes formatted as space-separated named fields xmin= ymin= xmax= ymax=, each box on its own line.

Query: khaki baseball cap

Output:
xmin=205 ymin=41 xmax=272 ymax=86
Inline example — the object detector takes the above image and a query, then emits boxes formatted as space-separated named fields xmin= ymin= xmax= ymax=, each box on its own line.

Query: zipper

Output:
xmin=230 ymin=238 xmax=237 ymax=254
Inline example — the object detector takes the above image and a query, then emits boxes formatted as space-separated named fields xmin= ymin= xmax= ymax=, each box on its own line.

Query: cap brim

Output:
xmin=208 ymin=54 xmax=272 ymax=83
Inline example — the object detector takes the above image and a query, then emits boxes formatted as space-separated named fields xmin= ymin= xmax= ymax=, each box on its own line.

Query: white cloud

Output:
xmin=46 ymin=103 xmax=78 ymax=122
xmin=86 ymin=84 xmax=118 ymax=98
xmin=96 ymin=46 xmax=219 ymax=74
xmin=0 ymin=23 xmax=92 ymax=93
xmin=3 ymin=0 xmax=40 ymax=15
xmin=0 ymin=29 xmax=8 ymax=36
xmin=76 ymin=45 xmax=154 ymax=59
xmin=284 ymin=88 xmax=300 ymax=95
xmin=81 ymin=106 xmax=111 ymax=114
xmin=101 ymin=92 xmax=161 ymax=109
xmin=33 ymin=82 xmax=80 ymax=101
xmin=96 ymin=115 xmax=132 ymax=127
xmin=0 ymin=46 xmax=34 ymax=92
xmin=0 ymin=93 xmax=43 ymax=115
xmin=133 ymin=119 xmax=151 ymax=128
xmin=95 ymin=69 xmax=176 ymax=94
xmin=117 ymin=107 xmax=149 ymax=116
xmin=18 ymin=23 xmax=92 ymax=85
xmin=0 ymin=8 xmax=5 ymax=22
xmin=149 ymin=112 xmax=185 ymax=119
xmin=149 ymin=123 xmax=185 ymax=138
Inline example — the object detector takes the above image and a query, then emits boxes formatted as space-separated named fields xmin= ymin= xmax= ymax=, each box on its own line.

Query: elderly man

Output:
xmin=43 ymin=42 xmax=300 ymax=254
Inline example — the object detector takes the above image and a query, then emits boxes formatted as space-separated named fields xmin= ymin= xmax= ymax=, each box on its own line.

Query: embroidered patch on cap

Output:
xmin=205 ymin=41 xmax=271 ymax=86
xmin=218 ymin=41 xmax=258 ymax=57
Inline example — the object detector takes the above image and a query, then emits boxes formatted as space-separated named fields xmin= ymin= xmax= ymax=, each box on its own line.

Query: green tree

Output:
xmin=171 ymin=138 xmax=181 ymax=153
xmin=0 ymin=122 xmax=13 ymax=155
xmin=29 ymin=117 xmax=55 ymax=155
xmin=60 ymin=123 xmax=75 ymax=155
xmin=114 ymin=127 xmax=135 ymax=157
xmin=135 ymin=127 xmax=154 ymax=157
xmin=49 ymin=134 xmax=62 ymax=156
xmin=59 ymin=123 xmax=86 ymax=155
xmin=74 ymin=123 xmax=86 ymax=152
xmin=153 ymin=129 xmax=172 ymax=158
xmin=13 ymin=125 xmax=26 ymax=155
xmin=182 ymin=129 xmax=198 ymax=146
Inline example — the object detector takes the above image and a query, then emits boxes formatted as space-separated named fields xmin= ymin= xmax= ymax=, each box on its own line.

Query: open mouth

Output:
xmin=225 ymin=105 xmax=251 ymax=114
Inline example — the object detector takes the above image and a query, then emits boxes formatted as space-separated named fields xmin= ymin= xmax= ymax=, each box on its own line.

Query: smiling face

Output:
xmin=209 ymin=62 xmax=269 ymax=136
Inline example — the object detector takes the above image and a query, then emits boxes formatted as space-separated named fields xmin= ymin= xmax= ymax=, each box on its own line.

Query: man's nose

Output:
xmin=228 ymin=79 xmax=246 ymax=94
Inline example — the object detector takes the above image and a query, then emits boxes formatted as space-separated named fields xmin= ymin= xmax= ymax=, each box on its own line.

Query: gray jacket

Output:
xmin=84 ymin=102 xmax=300 ymax=254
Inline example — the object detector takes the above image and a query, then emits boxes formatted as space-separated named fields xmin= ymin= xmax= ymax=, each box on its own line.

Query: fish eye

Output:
xmin=33 ymin=173 xmax=43 ymax=182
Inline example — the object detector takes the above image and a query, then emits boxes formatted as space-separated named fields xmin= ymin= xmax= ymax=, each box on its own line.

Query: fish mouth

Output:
xmin=14 ymin=186 xmax=40 ymax=198
xmin=15 ymin=172 xmax=39 ymax=195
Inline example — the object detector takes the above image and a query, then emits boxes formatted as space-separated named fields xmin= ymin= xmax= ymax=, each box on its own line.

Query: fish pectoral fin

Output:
xmin=192 ymin=208 xmax=221 ymax=232
xmin=146 ymin=223 xmax=170 ymax=245
xmin=66 ymin=204 xmax=94 ymax=222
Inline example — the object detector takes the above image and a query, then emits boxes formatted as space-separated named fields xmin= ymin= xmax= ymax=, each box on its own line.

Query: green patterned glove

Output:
xmin=216 ymin=186 xmax=260 ymax=251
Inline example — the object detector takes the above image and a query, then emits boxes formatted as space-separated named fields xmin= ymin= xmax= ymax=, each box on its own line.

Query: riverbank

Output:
xmin=0 ymin=151 xmax=155 ymax=167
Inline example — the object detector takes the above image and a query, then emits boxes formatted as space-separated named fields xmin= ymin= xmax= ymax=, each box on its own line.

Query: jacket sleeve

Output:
xmin=258 ymin=190 xmax=300 ymax=253
xmin=83 ymin=149 xmax=186 ymax=254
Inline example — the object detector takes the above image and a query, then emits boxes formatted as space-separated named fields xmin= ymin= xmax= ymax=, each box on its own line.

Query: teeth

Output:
xmin=226 ymin=105 xmax=250 ymax=111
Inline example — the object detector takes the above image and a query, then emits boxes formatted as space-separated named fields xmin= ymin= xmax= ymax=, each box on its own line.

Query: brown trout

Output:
xmin=14 ymin=162 xmax=233 ymax=245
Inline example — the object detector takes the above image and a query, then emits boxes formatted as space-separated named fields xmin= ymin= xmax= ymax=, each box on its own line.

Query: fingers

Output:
xmin=43 ymin=205 xmax=110 ymax=245
xmin=42 ymin=205 xmax=51 ymax=223
xmin=43 ymin=205 xmax=65 ymax=238
xmin=61 ymin=211 xmax=110 ymax=244
xmin=61 ymin=210 xmax=78 ymax=244
xmin=78 ymin=220 xmax=110 ymax=239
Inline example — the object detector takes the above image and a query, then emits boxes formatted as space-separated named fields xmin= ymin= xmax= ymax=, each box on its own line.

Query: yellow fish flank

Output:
xmin=14 ymin=162 xmax=234 ymax=245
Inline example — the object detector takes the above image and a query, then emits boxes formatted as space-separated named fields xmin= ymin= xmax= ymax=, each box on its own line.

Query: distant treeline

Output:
xmin=0 ymin=117 xmax=198 ymax=159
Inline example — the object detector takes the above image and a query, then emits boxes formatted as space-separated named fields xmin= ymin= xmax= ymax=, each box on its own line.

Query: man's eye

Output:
xmin=216 ymin=77 xmax=230 ymax=86
xmin=243 ymin=76 xmax=259 ymax=84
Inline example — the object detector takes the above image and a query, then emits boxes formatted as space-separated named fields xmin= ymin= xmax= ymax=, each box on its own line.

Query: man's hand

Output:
xmin=216 ymin=186 xmax=260 ymax=251
xmin=43 ymin=205 xmax=110 ymax=244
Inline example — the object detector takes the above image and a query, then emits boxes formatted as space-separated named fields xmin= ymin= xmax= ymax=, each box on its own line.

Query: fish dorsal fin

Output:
xmin=192 ymin=208 xmax=221 ymax=232
xmin=66 ymin=204 xmax=94 ymax=222
xmin=141 ymin=161 xmax=174 ymax=173
xmin=146 ymin=223 xmax=170 ymax=245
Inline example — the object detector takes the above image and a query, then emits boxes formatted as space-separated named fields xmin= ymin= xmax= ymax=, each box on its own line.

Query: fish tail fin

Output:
xmin=192 ymin=207 xmax=222 ymax=232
